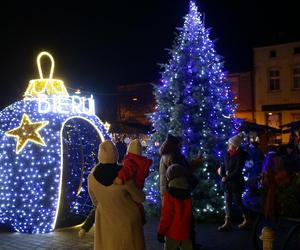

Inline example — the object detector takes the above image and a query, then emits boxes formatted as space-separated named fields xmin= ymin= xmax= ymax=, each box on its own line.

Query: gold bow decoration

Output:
xmin=24 ymin=51 xmax=69 ymax=97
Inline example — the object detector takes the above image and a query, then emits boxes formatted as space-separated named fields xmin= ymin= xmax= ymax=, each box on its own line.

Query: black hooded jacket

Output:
xmin=93 ymin=163 xmax=121 ymax=186
xmin=220 ymin=148 xmax=247 ymax=192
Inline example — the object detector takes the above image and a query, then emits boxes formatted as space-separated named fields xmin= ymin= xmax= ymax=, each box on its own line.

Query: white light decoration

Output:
xmin=144 ymin=1 xmax=238 ymax=217
xmin=0 ymin=51 xmax=110 ymax=233
xmin=37 ymin=94 xmax=95 ymax=115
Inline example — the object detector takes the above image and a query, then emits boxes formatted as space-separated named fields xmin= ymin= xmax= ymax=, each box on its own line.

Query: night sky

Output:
xmin=0 ymin=0 xmax=299 ymax=114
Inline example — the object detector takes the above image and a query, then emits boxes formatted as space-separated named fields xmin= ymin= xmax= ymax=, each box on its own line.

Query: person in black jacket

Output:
xmin=283 ymin=143 xmax=300 ymax=174
xmin=218 ymin=133 xmax=251 ymax=231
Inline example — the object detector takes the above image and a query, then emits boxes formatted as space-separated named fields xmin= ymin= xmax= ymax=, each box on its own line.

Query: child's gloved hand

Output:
xmin=157 ymin=233 xmax=165 ymax=243
xmin=78 ymin=229 xmax=87 ymax=239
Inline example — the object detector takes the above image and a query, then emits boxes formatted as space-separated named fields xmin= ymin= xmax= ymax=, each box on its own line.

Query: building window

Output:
xmin=266 ymin=112 xmax=281 ymax=129
xmin=294 ymin=47 xmax=300 ymax=54
xmin=293 ymin=66 xmax=300 ymax=89
xmin=270 ymin=50 xmax=277 ymax=58
xmin=269 ymin=69 xmax=280 ymax=91
xmin=292 ymin=113 xmax=300 ymax=121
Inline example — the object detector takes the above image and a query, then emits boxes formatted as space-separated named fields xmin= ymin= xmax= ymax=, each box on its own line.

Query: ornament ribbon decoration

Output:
xmin=24 ymin=51 xmax=69 ymax=97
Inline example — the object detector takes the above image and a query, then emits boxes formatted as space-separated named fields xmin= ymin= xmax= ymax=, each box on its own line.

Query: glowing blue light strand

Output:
xmin=145 ymin=1 xmax=238 ymax=218
xmin=0 ymin=99 xmax=109 ymax=233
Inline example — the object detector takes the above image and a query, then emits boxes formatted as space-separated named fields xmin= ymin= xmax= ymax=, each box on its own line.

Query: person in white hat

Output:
xmin=87 ymin=140 xmax=146 ymax=250
xmin=218 ymin=133 xmax=251 ymax=231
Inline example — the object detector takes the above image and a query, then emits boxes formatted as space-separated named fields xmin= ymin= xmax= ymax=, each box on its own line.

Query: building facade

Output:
xmin=254 ymin=41 xmax=300 ymax=142
xmin=116 ymin=83 xmax=154 ymax=125
xmin=116 ymin=74 xmax=255 ymax=126
xmin=227 ymin=71 xmax=254 ymax=121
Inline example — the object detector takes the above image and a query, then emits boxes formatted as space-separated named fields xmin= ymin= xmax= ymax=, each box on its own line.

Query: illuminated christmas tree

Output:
xmin=145 ymin=1 xmax=238 ymax=219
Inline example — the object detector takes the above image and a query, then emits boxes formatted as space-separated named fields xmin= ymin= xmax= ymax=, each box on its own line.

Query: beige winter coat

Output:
xmin=88 ymin=169 xmax=146 ymax=250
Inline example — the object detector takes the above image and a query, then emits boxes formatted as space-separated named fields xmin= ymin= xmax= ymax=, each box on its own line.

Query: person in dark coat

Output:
xmin=115 ymin=138 xmax=127 ymax=163
xmin=78 ymin=208 xmax=96 ymax=238
xmin=159 ymin=134 xmax=200 ymax=200
xmin=261 ymin=150 xmax=284 ymax=218
xmin=246 ymin=140 xmax=265 ymax=192
xmin=218 ymin=133 xmax=250 ymax=231
xmin=283 ymin=143 xmax=300 ymax=174
xmin=248 ymin=140 xmax=264 ymax=178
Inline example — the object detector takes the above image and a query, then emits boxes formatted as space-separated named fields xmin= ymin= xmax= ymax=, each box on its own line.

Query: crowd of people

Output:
xmin=259 ymin=142 xmax=300 ymax=218
xmin=79 ymin=132 xmax=300 ymax=250
xmin=80 ymin=134 xmax=202 ymax=250
xmin=218 ymin=133 xmax=300 ymax=230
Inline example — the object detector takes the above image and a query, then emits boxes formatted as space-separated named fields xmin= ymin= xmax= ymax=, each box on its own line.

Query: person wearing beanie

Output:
xmin=218 ymin=133 xmax=251 ymax=231
xmin=113 ymin=139 xmax=152 ymax=224
xmin=79 ymin=140 xmax=120 ymax=238
xmin=98 ymin=140 xmax=119 ymax=164
xmin=87 ymin=140 xmax=146 ymax=250
xmin=159 ymin=133 xmax=203 ymax=249
xmin=228 ymin=133 xmax=244 ymax=149
xmin=159 ymin=134 xmax=201 ymax=199
xmin=157 ymin=164 xmax=193 ymax=250
xmin=127 ymin=138 xmax=143 ymax=155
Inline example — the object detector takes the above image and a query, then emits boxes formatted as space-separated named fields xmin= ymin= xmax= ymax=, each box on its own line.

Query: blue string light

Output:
xmin=145 ymin=1 xmax=239 ymax=218
xmin=0 ymin=99 xmax=110 ymax=233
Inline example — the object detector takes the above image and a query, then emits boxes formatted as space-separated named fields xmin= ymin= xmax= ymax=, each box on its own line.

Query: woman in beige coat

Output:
xmin=88 ymin=140 xmax=145 ymax=250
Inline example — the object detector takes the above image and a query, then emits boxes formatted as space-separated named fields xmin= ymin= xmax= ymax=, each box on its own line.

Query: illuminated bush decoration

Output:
xmin=0 ymin=52 xmax=110 ymax=233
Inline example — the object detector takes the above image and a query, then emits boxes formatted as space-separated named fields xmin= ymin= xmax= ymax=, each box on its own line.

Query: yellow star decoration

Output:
xmin=5 ymin=114 xmax=49 ymax=154
xmin=104 ymin=122 xmax=111 ymax=131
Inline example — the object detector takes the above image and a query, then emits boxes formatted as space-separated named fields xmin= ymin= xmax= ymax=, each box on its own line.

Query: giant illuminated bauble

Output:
xmin=0 ymin=52 xmax=110 ymax=233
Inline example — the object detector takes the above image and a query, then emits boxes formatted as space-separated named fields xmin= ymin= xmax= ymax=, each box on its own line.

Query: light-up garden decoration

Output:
xmin=0 ymin=52 xmax=110 ymax=233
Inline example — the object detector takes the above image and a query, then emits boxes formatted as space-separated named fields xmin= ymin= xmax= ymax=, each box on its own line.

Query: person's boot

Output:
xmin=238 ymin=214 xmax=252 ymax=230
xmin=218 ymin=216 xmax=232 ymax=231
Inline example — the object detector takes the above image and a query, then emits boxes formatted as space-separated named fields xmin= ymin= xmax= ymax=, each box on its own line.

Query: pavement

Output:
xmin=0 ymin=218 xmax=256 ymax=250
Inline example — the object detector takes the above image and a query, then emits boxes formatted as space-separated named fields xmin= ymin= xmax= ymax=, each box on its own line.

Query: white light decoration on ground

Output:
xmin=0 ymin=51 xmax=110 ymax=233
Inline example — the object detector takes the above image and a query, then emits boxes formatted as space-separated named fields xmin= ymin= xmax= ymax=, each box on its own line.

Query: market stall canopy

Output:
xmin=280 ymin=120 xmax=300 ymax=134
xmin=238 ymin=120 xmax=281 ymax=134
